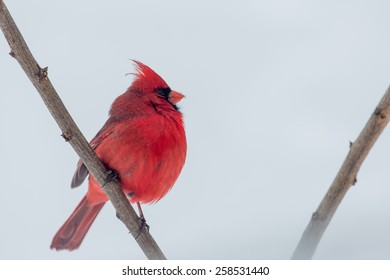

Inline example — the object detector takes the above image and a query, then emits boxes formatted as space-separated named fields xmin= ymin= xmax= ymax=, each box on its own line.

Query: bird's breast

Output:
xmin=90 ymin=114 xmax=186 ymax=204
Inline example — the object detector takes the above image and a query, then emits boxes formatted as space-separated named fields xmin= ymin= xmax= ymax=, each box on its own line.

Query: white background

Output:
xmin=1 ymin=260 xmax=390 ymax=279
xmin=1 ymin=0 xmax=390 ymax=259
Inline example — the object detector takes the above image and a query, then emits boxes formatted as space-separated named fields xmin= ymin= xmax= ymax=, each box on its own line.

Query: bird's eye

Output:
xmin=156 ymin=87 xmax=171 ymax=99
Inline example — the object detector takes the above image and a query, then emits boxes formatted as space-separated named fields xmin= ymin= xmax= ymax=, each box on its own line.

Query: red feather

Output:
xmin=51 ymin=61 xmax=186 ymax=250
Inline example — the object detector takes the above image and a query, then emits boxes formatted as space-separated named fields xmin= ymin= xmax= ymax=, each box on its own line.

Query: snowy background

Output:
xmin=1 ymin=0 xmax=390 ymax=259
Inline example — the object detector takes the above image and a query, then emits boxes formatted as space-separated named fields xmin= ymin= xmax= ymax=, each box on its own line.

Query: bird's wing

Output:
xmin=70 ymin=120 xmax=116 ymax=188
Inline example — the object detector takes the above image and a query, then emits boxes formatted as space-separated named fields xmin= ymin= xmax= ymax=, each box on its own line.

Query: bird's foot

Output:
xmin=101 ymin=168 xmax=119 ymax=188
xmin=139 ymin=216 xmax=150 ymax=232
xmin=135 ymin=202 xmax=150 ymax=239
xmin=135 ymin=216 xmax=150 ymax=239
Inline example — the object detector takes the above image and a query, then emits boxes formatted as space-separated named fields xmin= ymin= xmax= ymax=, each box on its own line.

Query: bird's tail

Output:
xmin=50 ymin=195 xmax=105 ymax=251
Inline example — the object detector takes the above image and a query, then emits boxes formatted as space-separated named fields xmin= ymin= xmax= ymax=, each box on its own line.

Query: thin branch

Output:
xmin=292 ymin=85 xmax=390 ymax=259
xmin=0 ymin=0 xmax=166 ymax=259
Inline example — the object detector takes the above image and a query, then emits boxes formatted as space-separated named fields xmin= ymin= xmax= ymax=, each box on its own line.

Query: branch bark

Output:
xmin=0 ymin=0 xmax=166 ymax=259
xmin=292 ymin=85 xmax=390 ymax=259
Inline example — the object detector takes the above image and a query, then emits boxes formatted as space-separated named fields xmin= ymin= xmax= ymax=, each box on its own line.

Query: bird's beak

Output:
xmin=169 ymin=90 xmax=185 ymax=104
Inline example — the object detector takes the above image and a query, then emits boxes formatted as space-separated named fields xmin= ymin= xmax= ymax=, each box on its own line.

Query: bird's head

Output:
xmin=131 ymin=60 xmax=184 ymax=111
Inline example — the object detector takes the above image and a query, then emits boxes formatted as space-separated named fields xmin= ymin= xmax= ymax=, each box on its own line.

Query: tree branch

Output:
xmin=0 ymin=0 xmax=166 ymax=259
xmin=292 ymin=85 xmax=390 ymax=259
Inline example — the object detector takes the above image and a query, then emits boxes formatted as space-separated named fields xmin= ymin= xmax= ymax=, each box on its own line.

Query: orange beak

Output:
xmin=169 ymin=90 xmax=185 ymax=105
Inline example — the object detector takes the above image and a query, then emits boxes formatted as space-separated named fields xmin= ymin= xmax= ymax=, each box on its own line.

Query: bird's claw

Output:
xmin=135 ymin=217 xmax=150 ymax=239
xmin=101 ymin=169 xmax=119 ymax=188
xmin=139 ymin=217 xmax=150 ymax=232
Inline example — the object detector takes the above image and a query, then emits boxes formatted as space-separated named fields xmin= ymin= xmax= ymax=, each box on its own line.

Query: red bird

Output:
xmin=51 ymin=61 xmax=187 ymax=251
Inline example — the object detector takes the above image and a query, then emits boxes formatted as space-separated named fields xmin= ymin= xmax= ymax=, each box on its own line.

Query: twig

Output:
xmin=292 ymin=85 xmax=390 ymax=259
xmin=0 ymin=0 xmax=166 ymax=259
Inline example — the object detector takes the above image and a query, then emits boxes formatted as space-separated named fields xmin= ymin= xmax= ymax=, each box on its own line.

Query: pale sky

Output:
xmin=1 ymin=0 xmax=390 ymax=259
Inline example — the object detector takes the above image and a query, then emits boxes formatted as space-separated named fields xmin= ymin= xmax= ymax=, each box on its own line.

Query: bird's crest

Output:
xmin=131 ymin=60 xmax=169 ymax=92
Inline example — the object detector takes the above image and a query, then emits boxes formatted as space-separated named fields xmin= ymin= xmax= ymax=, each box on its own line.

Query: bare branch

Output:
xmin=292 ymin=85 xmax=390 ymax=259
xmin=0 ymin=0 xmax=166 ymax=259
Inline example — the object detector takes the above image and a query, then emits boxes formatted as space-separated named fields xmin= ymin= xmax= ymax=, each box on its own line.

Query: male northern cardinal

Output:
xmin=50 ymin=61 xmax=187 ymax=251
